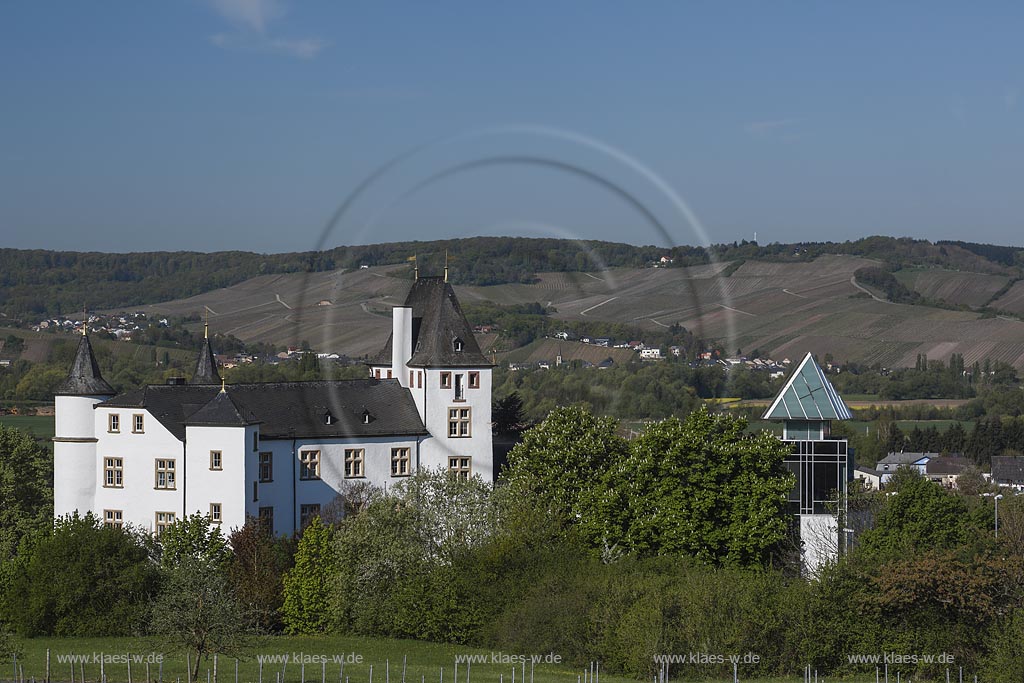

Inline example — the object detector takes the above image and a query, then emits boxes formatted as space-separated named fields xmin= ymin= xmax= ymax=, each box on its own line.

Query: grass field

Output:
xmin=0 ymin=414 xmax=55 ymax=440
xmin=2 ymin=636 xmax=821 ymax=683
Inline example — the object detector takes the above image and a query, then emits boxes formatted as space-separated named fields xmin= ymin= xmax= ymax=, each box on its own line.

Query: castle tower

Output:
xmin=54 ymin=333 xmax=115 ymax=517
xmin=370 ymin=276 xmax=494 ymax=480
xmin=763 ymin=352 xmax=852 ymax=575
xmin=190 ymin=321 xmax=221 ymax=385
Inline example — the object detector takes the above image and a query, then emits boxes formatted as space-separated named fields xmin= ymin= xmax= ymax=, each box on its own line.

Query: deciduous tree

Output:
xmin=0 ymin=425 xmax=52 ymax=561
xmin=281 ymin=517 xmax=335 ymax=634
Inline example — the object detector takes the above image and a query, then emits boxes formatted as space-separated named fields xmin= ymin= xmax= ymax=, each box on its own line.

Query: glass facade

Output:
xmin=782 ymin=437 xmax=849 ymax=515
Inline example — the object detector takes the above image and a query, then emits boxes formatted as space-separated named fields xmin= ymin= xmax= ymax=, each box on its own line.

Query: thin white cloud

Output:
xmin=206 ymin=0 xmax=326 ymax=59
xmin=210 ymin=0 xmax=284 ymax=33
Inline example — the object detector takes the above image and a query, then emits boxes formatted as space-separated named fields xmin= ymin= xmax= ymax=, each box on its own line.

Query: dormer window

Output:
xmin=362 ymin=409 xmax=373 ymax=424
xmin=324 ymin=411 xmax=334 ymax=425
xmin=453 ymin=337 xmax=464 ymax=352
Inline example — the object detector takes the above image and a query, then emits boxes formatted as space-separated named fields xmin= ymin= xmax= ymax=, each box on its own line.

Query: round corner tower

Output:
xmin=53 ymin=333 xmax=115 ymax=517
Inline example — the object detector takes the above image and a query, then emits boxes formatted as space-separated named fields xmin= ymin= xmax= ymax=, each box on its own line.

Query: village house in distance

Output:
xmin=53 ymin=275 xmax=493 ymax=536
xmin=762 ymin=352 xmax=852 ymax=574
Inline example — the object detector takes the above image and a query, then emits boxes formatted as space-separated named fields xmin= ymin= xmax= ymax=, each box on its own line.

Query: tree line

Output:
xmin=6 ymin=235 xmax=1024 ymax=320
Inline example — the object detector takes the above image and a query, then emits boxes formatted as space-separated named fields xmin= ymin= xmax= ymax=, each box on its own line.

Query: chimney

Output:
xmin=392 ymin=306 xmax=412 ymax=387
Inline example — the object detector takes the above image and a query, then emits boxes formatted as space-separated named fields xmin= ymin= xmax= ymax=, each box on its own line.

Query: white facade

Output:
xmin=54 ymin=277 xmax=494 ymax=536
xmin=369 ymin=303 xmax=494 ymax=482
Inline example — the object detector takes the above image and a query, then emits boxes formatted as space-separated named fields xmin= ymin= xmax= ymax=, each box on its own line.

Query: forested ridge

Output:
xmin=4 ymin=235 xmax=1023 ymax=318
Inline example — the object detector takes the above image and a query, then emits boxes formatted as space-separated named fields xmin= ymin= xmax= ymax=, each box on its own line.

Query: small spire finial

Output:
xmin=82 ymin=305 xmax=87 ymax=336
xmin=204 ymin=308 xmax=210 ymax=339
xmin=220 ymin=376 xmax=226 ymax=393
xmin=444 ymin=250 xmax=449 ymax=283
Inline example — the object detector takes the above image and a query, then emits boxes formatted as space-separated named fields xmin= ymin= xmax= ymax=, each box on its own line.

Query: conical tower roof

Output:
xmin=190 ymin=336 xmax=221 ymax=385
xmin=762 ymin=352 xmax=851 ymax=421
xmin=370 ymin=276 xmax=492 ymax=368
xmin=55 ymin=334 xmax=115 ymax=396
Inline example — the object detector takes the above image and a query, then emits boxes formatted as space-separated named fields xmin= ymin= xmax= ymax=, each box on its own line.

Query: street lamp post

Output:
xmin=996 ymin=494 xmax=1004 ymax=538
xmin=984 ymin=492 xmax=1005 ymax=538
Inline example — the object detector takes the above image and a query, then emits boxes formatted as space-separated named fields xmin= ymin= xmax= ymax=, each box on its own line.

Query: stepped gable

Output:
xmin=371 ymin=276 xmax=492 ymax=368
xmin=55 ymin=334 xmax=115 ymax=396
xmin=762 ymin=352 xmax=852 ymax=421
xmin=101 ymin=378 xmax=427 ymax=441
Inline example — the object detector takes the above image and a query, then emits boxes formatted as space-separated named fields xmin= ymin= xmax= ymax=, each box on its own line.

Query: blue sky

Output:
xmin=2 ymin=1 xmax=1023 ymax=253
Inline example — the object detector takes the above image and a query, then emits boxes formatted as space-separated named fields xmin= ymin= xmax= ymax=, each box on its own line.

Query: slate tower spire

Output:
xmin=190 ymin=317 xmax=221 ymax=385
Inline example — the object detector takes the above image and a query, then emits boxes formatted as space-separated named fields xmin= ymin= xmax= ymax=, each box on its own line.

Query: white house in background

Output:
xmin=53 ymin=275 xmax=493 ymax=537
xmin=854 ymin=466 xmax=881 ymax=491
xmin=875 ymin=452 xmax=934 ymax=485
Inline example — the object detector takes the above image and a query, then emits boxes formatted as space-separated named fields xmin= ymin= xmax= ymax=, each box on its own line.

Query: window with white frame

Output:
xmin=448 ymin=456 xmax=471 ymax=480
xmin=210 ymin=450 xmax=222 ymax=470
xmin=344 ymin=448 xmax=364 ymax=478
xmin=299 ymin=450 xmax=320 ymax=480
xmin=258 ymin=506 xmax=274 ymax=531
xmin=104 ymin=457 xmax=123 ymax=488
xmin=391 ymin=447 xmax=410 ymax=477
xmin=155 ymin=511 xmax=175 ymax=537
xmin=210 ymin=503 xmax=222 ymax=524
xmin=448 ymin=407 xmax=471 ymax=437
xmin=300 ymin=503 xmax=321 ymax=528
xmin=104 ymin=509 xmax=123 ymax=529
xmin=132 ymin=414 xmax=144 ymax=433
xmin=154 ymin=459 xmax=176 ymax=490
xmin=259 ymin=451 xmax=273 ymax=482
xmin=108 ymin=414 xmax=120 ymax=433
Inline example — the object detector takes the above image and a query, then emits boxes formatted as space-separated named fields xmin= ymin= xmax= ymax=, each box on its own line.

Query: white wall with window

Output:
xmin=184 ymin=423 xmax=254 ymax=533
xmin=416 ymin=367 xmax=492 ymax=480
xmin=91 ymin=406 xmax=184 ymax=534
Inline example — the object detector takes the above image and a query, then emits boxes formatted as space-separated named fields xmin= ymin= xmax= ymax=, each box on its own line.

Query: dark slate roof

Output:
xmin=184 ymin=389 xmax=256 ymax=427
xmin=992 ymin=456 xmax=1024 ymax=483
xmin=190 ymin=338 xmax=221 ymax=385
xmin=371 ymin=277 xmax=492 ymax=368
xmin=763 ymin=352 xmax=851 ymax=421
xmin=101 ymin=378 xmax=428 ymax=441
xmin=877 ymin=452 xmax=936 ymax=467
xmin=925 ymin=455 xmax=970 ymax=475
xmin=55 ymin=335 xmax=115 ymax=396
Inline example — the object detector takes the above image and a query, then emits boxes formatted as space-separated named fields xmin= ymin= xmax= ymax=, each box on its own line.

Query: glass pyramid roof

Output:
xmin=762 ymin=352 xmax=852 ymax=421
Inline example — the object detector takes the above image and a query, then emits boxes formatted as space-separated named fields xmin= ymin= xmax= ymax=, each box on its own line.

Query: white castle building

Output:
xmin=54 ymin=276 xmax=493 ymax=536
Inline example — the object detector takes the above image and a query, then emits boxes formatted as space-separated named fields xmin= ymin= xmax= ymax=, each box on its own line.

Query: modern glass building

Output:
xmin=762 ymin=352 xmax=852 ymax=574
